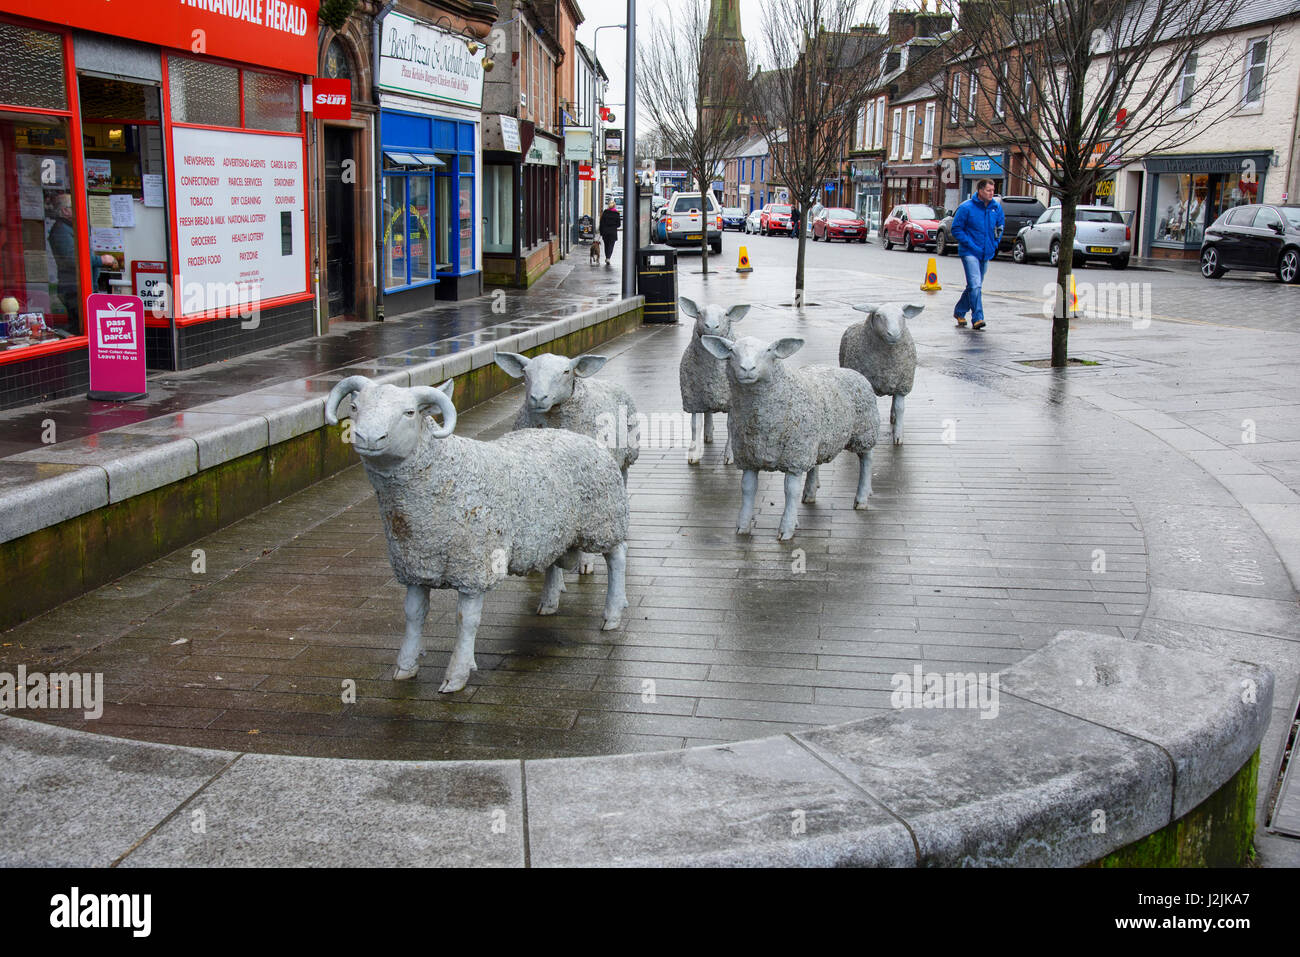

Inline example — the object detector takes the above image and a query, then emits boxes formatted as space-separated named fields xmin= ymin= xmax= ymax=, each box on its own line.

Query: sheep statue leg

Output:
xmin=394 ymin=584 xmax=430 ymax=680
xmin=779 ymin=471 xmax=803 ymax=541
xmin=723 ymin=431 xmax=733 ymax=465
xmin=602 ymin=542 xmax=629 ymax=630
xmin=855 ymin=449 xmax=874 ymax=508
xmin=687 ymin=413 xmax=703 ymax=465
xmin=704 ymin=412 xmax=715 ymax=443
xmin=891 ymin=394 xmax=906 ymax=446
xmin=538 ymin=563 xmax=566 ymax=615
xmin=737 ymin=469 xmax=759 ymax=534
xmin=441 ymin=590 xmax=484 ymax=693
xmin=802 ymin=465 xmax=820 ymax=504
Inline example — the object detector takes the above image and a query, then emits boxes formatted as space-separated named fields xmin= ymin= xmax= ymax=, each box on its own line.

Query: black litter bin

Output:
xmin=637 ymin=244 xmax=678 ymax=324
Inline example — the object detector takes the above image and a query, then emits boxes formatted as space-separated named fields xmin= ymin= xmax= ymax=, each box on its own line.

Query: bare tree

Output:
xmin=745 ymin=0 xmax=886 ymax=305
xmin=936 ymin=0 xmax=1284 ymax=366
xmin=637 ymin=0 xmax=744 ymax=272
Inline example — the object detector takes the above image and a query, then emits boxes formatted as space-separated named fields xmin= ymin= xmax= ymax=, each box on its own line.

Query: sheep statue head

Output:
xmin=679 ymin=296 xmax=750 ymax=340
xmin=325 ymin=376 xmax=457 ymax=470
xmin=699 ymin=334 xmax=806 ymax=385
xmin=851 ymin=302 xmax=923 ymax=344
xmin=493 ymin=352 xmax=609 ymax=414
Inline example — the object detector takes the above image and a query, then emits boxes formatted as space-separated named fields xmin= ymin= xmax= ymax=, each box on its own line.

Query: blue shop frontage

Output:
xmin=377 ymin=11 xmax=484 ymax=309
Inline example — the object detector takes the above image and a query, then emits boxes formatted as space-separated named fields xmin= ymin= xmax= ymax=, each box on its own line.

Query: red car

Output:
xmin=882 ymin=203 xmax=942 ymax=251
xmin=812 ymin=207 xmax=867 ymax=243
xmin=760 ymin=203 xmax=794 ymax=236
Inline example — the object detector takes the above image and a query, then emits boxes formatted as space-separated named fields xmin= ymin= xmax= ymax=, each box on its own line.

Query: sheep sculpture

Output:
xmin=839 ymin=302 xmax=920 ymax=445
xmin=325 ymin=375 xmax=629 ymax=693
xmin=700 ymin=334 xmax=879 ymax=541
xmin=495 ymin=350 xmax=639 ymax=575
xmin=679 ymin=296 xmax=749 ymax=465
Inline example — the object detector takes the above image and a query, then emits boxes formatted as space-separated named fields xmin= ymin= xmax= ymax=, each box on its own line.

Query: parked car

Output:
xmin=881 ymin=204 xmax=942 ymax=251
xmin=720 ymin=207 xmax=747 ymax=231
xmin=935 ymin=196 xmax=1044 ymax=256
xmin=662 ymin=190 xmax=723 ymax=254
xmin=1200 ymin=204 xmax=1300 ymax=282
xmin=811 ymin=207 xmax=868 ymax=243
xmin=760 ymin=203 xmax=795 ymax=236
xmin=744 ymin=209 xmax=763 ymax=234
xmin=1013 ymin=205 xmax=1132 ymax=268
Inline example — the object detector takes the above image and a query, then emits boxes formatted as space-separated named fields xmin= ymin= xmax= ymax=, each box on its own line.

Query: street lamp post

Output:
xmin=621 ymin=0 xmax=636 ymax=298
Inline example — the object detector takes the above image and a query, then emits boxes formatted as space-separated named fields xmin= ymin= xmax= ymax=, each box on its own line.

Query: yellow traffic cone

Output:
xmin=920 ymin=257 xmax=941 ymax=293
xmin=737 ymin=245 xmax=753 ymax=274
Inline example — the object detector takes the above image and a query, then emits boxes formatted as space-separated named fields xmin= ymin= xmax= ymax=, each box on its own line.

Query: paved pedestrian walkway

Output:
xmin=3 ymin=251 xmax=1298 ymax=864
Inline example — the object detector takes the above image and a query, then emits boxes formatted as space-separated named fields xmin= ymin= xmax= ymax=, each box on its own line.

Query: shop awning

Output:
xmin=385 ymin=151 xmax=445 ymax=168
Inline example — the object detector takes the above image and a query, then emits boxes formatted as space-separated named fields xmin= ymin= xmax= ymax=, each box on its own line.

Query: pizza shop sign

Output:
xmin=379 ymin=12 xmax=486 ymax=109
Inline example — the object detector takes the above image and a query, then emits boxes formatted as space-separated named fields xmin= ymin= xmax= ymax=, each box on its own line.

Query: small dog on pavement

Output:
xmin=590 ymin=241 xmax=602 ymax=265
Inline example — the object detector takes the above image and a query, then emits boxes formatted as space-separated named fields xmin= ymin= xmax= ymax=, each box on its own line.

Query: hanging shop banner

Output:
xmin=378 ymin=12 xmax=486 ymax=109
xmin=564 ymin=130 xmax=593 ymax=161
xmin=171 ymin=126 xmax=307 ymax=315
xmin=311 ymin=78 xmax=352 ymax=119
xmin=86 ymin=294 xmax=147 ymax=400
xmin=0 ymin=0 xmax=316 ymax=74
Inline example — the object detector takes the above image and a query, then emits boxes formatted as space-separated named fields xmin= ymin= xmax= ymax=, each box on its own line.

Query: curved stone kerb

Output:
xmin=0 ymin=631 xmax=1272 ymax=867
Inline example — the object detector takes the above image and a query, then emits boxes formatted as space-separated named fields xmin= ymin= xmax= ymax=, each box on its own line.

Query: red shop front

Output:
xmin=0 ymin=1 xmax=317 ymax=409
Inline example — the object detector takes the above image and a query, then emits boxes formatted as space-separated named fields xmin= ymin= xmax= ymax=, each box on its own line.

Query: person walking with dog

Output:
xmin=950 ymin=179 xmax=1005 ymax=331
xmin=599 ymin=201 xmax=621 ymax=266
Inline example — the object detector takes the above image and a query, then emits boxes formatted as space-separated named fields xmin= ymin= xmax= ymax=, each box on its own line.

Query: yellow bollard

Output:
xmin=737 ymin=245 xmax=753 ymax=274
xmin=920 ymin=257 xmax=941 ymax=293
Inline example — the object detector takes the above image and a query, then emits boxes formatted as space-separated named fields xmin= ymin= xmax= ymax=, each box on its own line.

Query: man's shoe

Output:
xmin=954 ymin=314 xmax=967 ymax=328
xmin=972 ymin=319 xmax=986 ymax=330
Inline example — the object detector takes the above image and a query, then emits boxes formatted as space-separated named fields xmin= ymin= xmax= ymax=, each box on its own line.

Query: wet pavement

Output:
xmin=3 ymin=238 xmax=1299 ymax=864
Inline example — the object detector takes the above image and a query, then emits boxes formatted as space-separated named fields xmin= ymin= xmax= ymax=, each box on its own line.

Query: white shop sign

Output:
xmin=171 ymin=127 xmax=307 ymax=315
xmin=379 ymin=12 xmax=485 ymax=109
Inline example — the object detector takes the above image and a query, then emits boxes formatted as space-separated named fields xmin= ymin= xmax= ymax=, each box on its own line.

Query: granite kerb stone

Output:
xmin=0 ymin=629 xmax=1267 ymax=866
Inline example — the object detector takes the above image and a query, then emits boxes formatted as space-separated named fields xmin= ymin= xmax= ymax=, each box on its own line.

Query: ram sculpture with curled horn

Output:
xmin=325 ymin=375 xmax=631 ymax=693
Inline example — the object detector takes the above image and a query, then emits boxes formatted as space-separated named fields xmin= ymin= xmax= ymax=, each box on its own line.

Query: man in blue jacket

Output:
xmin=949 ymin=179 xmax=1005 ymax=330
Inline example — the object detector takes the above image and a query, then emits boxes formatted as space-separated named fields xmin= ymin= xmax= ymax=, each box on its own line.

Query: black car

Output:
xmin=1201 ymin=204 xmax=1300 ymax=283
xmin=935 ymin=195 xmax=1046 ymax=257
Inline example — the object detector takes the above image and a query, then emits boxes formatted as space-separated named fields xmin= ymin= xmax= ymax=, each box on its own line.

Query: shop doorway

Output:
xmin=323 ymin=126 xmax=356 ymax=319
xmin=75 ymin=74 xmax=172 ymax=363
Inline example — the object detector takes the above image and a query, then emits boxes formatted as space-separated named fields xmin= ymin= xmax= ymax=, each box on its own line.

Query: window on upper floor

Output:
xmin=995 ymin=62 xmax=1007 ymax=118
xmin=889 ymin=108 xmax=901 ymax=159
xmin=875 ymin=96 xmax=885 ymax=147
xmin=1242 ymin=38 xmax=1267 ymax=107
xmin=903 ymin=105 xmax=916 ymax=159
xmin=967 ymin=71 xmax=976 ymax=123
xmin=921 ymin=103 xmax=935 ymax=158
xmin=1176 ymin=51 xmax=1197 ymax=112
xmin=950 ymin=73 xmax=961 ymax=125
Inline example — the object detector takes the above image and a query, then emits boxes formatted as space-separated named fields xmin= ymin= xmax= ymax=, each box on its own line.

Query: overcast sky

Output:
xmin=574 ymin=0 xmax=890 ymax=128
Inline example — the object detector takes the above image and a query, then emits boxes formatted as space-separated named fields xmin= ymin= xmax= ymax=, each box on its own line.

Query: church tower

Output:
xmin=700 ymin=0 xmax=748 ymax=131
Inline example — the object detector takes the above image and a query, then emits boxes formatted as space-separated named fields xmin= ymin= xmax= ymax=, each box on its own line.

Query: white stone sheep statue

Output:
xmin=325 ymin=375 xmax=629 ymax=693
xmin=494 ymin=350 xmax=639 ymax=575
xmin=679 ymin=296 xmax=749 ymax=465
xmin=839 ymin=302 xmax=920 ymax=445
xmin=700 ymin=334 xmax=880 ymax=541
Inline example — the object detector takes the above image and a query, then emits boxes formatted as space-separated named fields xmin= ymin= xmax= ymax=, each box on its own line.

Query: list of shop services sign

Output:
xmin=172 ymin=127 xmax=307 ymax=314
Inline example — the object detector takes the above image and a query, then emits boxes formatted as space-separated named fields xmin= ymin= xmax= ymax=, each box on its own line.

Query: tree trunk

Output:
xmin=1052 ymin=196 xmax=1077 ymax=367
xmin=794 ymin=208 xmax=807 ymax=306
xmin=699 ymin=170 xmax=710 ymax=274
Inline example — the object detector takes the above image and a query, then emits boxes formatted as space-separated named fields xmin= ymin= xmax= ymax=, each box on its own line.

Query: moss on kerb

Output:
xmin=0 ymin=307 xmax=643 ymax=630
xmin=1091 ymin=750 xmax=1259 ymax=867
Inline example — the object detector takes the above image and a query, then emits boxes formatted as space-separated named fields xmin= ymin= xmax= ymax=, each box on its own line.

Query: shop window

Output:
xmin=0 ymin=23 xmax=67 ymax=111
xmin=1 ymin=111 xmax=83 ymax=340
xmin=168 ymin=58 xmax=240 ymax=127
xmin=383 ymin=174 xmax=406 ymax=287
xmin=408 ymin=175 xmax=432 ymax=283
xmin=483 ymin=165 xmax=513 ymax=255
xmin=243 ymin=72 xmax=301 ymax=133
xmin=1153 ymin=173 xmax=1209 ymax=245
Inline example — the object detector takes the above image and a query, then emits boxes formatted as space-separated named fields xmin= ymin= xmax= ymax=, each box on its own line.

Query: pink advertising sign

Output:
xmin=86 ymin=293 xmax=148 ymax=400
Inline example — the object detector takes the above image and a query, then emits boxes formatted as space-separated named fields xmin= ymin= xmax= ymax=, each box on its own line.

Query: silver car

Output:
xmin=1013 ymin=205 xmax=1132 ymax=268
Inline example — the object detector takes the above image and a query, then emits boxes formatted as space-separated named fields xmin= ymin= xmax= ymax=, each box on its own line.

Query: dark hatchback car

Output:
xmin=1200 ymin=204 xmax=1300 ymax=283
xmin=935 ymin=195 xmax=1046 ymax=256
